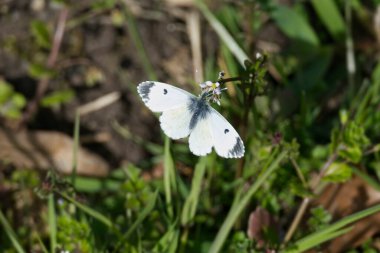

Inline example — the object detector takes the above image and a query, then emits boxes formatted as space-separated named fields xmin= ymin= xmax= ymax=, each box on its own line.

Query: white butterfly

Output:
xmin=137 ymin=81 xmax=245 ymax=158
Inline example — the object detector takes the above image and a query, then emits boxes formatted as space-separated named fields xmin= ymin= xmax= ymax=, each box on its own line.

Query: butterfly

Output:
xmin=137 ymin=81 xmax=245 ymax=158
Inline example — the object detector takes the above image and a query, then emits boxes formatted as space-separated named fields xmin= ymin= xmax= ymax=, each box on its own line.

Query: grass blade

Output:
xmin=271 ymin=5 xmax=319 ymax=47
xmin=69 ymin=176 xmax=122 ymax=193
xmin=286 ymin=204 xmax=380 ymax=252
xmin=71 ymin=111 xmax=80 ymax=186
xmin=164 ymin=137 xmax=176 ymax=218
xmin=285 ymin=226 xmax=353 ymax=252
xmin=122 ymin=2 xmax=157 ymax=80
xmin=181 ymin=156 xmax=207 ymax=225
xmin=0 ymin=209 xmax=26 ymax=253
xmin=311 ymin=0 xmax=345 ymax=41
xmin=209 ymin=150 xmax=288 ymax=253
xmin=196 ymin=0 xmax=249 ymax=67
xmin=114 ymin=190 xmax=159 ymax=252
xmin=152 ymin=223 xmax=179 ymax=253
xmin=35 ymin=233 xmax=49 ymax=253
xmin=58 ymin=191 xmax=113 ymax=228
xmin=48 ymin=193 xmax=57 ymax=253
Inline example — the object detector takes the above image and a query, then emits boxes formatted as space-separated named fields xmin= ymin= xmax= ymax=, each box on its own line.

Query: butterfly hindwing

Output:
xmin=209 ymin=108 xmax=245 ymax=158
xmin=159 ymin=105 xmax=192 ymax=139
xmin=137 ymin=81 xmax=195 ymax=112
xmin=188 ymin=117 xmax=213 ymax=156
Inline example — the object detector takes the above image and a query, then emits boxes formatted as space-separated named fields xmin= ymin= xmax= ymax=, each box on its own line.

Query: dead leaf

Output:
xmin=247 ymin=206 xmax=279 ymax=248
xmin=312 ymin=175 xmax=380 ymax=252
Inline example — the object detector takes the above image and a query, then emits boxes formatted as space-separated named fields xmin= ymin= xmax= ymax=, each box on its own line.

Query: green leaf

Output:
xmin=290 ymin=179 xmax=313 ymax=198
xmin=4 ymin=108 xmax=22 ymax=119
xmin=28 ymin=63 xmax=55 ymax=79
xmin=271 ymin=5 xmax=319 ymax=47
xmin=85 ymin=66 xmax=104 ymax=87
xmin=343 ymin=122 xmax=370 ymax=147
xmin=338 ymin=146 xmax=362 ymax=163
xmin=311 ymin=145 xmax=329 ymax=160
xmin=293 ymin=47 xmax=332 ymax=90
xmin=41 ymin=89 xmax=75 ymax=107
xmin=31 ymin=20 xmax=51 ymax=49
xmin=323 ymin=162 xmax=353 ymax=183
xmin=11 ymin=94 xmax=26 ymax=108
xmin=339 ymin=109 xmax=349 ymax=125
xmin=311 ymin=0 xmax=345 ymax=41
xmin=0 ymin=79 xmax=26 ymax=119
xmin=308 ymin=206 xmax=332 ymax=231
xmin=0 ymin=80 xmax=13 ymax=103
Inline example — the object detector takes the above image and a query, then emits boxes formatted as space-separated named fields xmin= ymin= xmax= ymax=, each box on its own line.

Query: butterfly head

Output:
xmin=199 ymin=81 xmax=226 ymax=105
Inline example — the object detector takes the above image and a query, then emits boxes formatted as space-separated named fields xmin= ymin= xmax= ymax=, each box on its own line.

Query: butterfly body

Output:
xmin=188 ymin=94 xmax=211 ymax=130
xmin=137 ymin=81 xmax=245 ymax=158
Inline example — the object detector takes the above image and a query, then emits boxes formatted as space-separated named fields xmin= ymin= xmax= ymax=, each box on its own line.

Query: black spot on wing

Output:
xmin=188 ymin=97 xmax=211 ymax=130
xmin=163 ymin=89 xmax=168 ymax=94
xmin=224 ymin=129 xmax=229 ymax=134
xmin=228 ymin=137 xmax=244 ymax=158
xmin=137 ymin=82 xmax=155 ymax=102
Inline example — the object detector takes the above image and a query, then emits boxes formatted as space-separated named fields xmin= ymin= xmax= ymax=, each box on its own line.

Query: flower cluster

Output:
xmin=200 ymin=81 xmax=223 ymax=105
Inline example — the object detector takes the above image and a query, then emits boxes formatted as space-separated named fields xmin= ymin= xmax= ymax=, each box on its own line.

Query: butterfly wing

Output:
xmin=138 ymin=81 xmax=245 ymax=158
xmin=138 ymin=81 xmax=196 ymax=139
xmin=209 ymin=108 xmax=245 ymax=158
xmin=137 ymin=81 xmax=195 ymax=112
xmin=159 ymin=106 xmax=192 ymax=139
xmin=188 ymin=117 xmax=213 ymax=156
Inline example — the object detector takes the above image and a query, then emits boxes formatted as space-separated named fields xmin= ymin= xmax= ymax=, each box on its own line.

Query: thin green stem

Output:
xmin=345 ymin=0 xmax=355 ymax=100
xmin=219 ymin=77 xmax=243 ymax=84
xmin=164 ymin=137 xmax=175 ymax=218
xmin=122 ymin=1 xmax=157 ymax=80
xmin=290 ymin=157 xmax=308 ymax=188
xmin=71 ymin=111 xmax=80 ymax=185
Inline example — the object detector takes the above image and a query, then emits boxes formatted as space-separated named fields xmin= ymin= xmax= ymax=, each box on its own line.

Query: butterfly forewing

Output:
xmin=137 ymin=81 xmax=195 ymax=112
